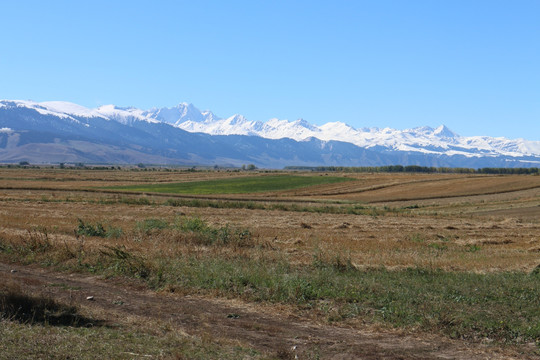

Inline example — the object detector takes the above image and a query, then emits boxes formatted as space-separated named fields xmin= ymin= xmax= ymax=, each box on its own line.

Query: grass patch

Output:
xmin=156 ymin=256 xmax=540 ymax=345
xmin=135 ymin=218 xmax=169 ymax=234
xmin=0 ymin=305 xmax=260 ymax=359
xmin=2 ymin=225 xmax=539 ymax=347
xmin=174 ymin=217 xmax=253 ymax=247
xmin=108 ymin=175 xmax=352 ymax=195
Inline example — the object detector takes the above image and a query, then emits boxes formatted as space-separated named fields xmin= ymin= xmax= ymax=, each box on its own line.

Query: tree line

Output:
xmin=284 ymin=165 xmax=540 ymax=175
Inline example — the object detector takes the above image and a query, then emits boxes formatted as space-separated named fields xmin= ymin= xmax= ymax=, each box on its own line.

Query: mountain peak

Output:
xmin=2 ymin=99 xmax=539 ymax=162
xmin=293 ymin=118 xmax=319 ymax=131
xmin=152 ymin=103 xmax=214 ymax=125
xmin=434 ymin=125 xmax=457 ymax=138
xmin=227 ymin=114 xmax=249 ymax=125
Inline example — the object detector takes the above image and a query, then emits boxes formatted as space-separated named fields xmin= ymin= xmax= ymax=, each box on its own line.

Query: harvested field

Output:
xmin=0 ymin=168 xmax=539 ymax=359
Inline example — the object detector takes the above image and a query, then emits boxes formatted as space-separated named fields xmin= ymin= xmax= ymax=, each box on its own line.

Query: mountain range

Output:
xmin=1 ymin=100 xmax=539 ymax=168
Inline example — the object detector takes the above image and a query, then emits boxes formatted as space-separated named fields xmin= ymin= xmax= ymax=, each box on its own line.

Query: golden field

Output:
xmin=0 ymin=167 xmax=539 ymax=359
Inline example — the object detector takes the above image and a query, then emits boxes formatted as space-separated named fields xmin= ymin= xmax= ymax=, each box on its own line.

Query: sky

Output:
xmin=1 ymin=0 xmax=538 ymax=140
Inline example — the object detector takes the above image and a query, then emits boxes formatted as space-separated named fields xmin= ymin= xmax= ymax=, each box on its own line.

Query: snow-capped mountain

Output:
xmin=0 ymin=99 xmax=539 ymax=167
xmin=161 ymin=103 xmax=540 ymax=159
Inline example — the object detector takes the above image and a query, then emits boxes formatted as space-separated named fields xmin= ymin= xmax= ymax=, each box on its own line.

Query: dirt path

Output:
xmin=1 ymin=262 xmax=532 ymax=360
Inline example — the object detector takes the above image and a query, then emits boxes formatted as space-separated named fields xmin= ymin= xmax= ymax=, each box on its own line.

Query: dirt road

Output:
xmin=2 ymin=262 xmax=533 ymax=360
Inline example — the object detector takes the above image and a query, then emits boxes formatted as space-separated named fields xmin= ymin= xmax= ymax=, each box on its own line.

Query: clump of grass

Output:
xmin=76 ymin=219 xmax=123 ymax=238
xmin=428 ymin=243 xmax=448 ymax=251
xmin=176 ymin=217 xmax=207 ymax=233
xmin=312 ymin=249 xmax=356 ymax=273
xmin=135 ymin=218 xmax=169 ymax=234
xmin=175 ymin=216 xmax=253 ymax=247
xmin=1 ymin=229 xmax=52 ymax=257
xmin=99 ymin=245 xmax=151 ymax=279
xmin=466 ymin=244 xmax=482 ymax=253
xmin=76 ymin=219 xmax=107 ymax=237
xmin=409 ymin=233 xmax=426 ymax=243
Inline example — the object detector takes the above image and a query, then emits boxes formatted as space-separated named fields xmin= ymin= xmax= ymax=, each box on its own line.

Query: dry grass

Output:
xmin=0 ymin=168 xmax=538 ymax=272
xmin=1 ymin=168 xmax=539 ymax=355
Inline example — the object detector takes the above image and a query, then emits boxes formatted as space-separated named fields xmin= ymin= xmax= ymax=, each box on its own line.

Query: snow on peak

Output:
xmin=0 ymin=100 xmax=87 ymax=123
xmin=170 ymin=110 xmax=540 ymax=157
xmin=151 ymin=103 xmax=218 ymax=126
xmin=433 ymin=125 xmax=457 ymax=138
xmin=227 ymin=114 xmax=248 ymax=124
xmin=40 ymin=101 xmax=98 ymax=118
xmin=2 ymin=99 xmax=538 ymax=158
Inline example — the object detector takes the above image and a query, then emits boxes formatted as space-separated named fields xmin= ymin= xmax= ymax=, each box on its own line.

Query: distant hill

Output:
xmin=1 ymin=100 xmax=539 ymax=168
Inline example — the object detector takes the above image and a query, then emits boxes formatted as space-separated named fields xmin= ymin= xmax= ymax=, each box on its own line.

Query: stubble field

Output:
xmin=0 ymin=168 xmax=539 ymax=359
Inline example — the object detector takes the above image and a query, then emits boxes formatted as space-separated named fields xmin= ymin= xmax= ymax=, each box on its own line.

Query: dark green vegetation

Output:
xmin=1 ymin=219 xmax=539 ymax=348
xmin=109 ymin=175 xmax=352 ymax=194
xmin=286 ymin=165 xmax=540 ymax=175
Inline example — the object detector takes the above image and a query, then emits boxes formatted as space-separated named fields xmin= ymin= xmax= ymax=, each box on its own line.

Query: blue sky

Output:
xmin=1 ymin=0 xmax=538 ymax=140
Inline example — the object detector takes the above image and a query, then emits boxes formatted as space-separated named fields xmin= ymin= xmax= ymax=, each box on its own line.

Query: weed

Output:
xmin=174 ymin=217 xmax=253 ymax=247
xmin=11 ymin=229 xmax=52 ymax=256
xmin=428 ymin=243 xmax=448 ymax=251
xmin=135 ymin=218 xmax=169 ymax=234
xmin=75 ymin=219 xmax=123 ymax=238
xmin=105 ymin=225 xmax=123 ymax=239
xmin=99 ymin=245 xmax=151 ymax=279
xmin=176 ymin=217 xmax=207 ymax=233
xmin=76 ymin=219 xmax=107 ymax=237
xmin=409 ymin=233 xmax=426 ymax=243
xmin=466 ymin=244 xmax=482 ymax=253
xmin=312 ymin=250 xmax=356 ymax=273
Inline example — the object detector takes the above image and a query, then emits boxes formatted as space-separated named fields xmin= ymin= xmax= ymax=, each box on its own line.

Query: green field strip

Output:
xmin=106 ymin=175 xmax=352 ymax=195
